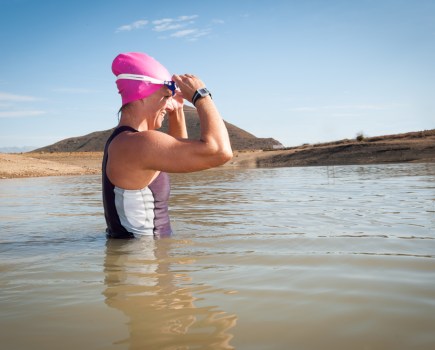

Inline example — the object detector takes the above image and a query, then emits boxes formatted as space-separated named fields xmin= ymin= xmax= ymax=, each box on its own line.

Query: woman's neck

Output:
xmin=118 ymin=112 xmax=150 ymax=132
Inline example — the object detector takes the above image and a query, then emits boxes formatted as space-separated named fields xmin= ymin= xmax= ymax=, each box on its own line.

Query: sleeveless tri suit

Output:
xmin=102 ymin=126 xmax=172 ymax=238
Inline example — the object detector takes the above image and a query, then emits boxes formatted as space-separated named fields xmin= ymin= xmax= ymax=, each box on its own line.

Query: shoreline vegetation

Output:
xmin=1 ymin=129 xmax=434 ymax=179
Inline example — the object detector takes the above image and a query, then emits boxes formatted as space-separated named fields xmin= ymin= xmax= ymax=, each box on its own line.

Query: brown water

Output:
xmin=1 ymin=163 xmax=434 ymax=349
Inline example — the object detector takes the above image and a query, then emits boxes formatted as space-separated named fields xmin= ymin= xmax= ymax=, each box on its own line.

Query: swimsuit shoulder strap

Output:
xmin=104 ymin=126 xmax=138 ymax=150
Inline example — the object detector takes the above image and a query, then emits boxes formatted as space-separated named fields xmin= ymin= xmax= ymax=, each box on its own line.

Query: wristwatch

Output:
xmin=192 ymin=87 xmax=212 ymax=106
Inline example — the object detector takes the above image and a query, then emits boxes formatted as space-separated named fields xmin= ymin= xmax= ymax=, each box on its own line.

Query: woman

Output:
xmin=102 ymin=52 xmax=233 ymax=238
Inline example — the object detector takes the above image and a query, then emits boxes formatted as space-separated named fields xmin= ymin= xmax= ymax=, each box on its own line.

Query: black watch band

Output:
xmin=192 ymin=87 xmax=212 ymax=106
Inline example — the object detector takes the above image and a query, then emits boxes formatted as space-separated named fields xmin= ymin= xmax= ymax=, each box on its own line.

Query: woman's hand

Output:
xmin=169 ymin=89 xmax=184 ymax=110
xmin=172 ymin=74 xmax=205 ymax=103
xmin=167 ymin=88 xmax=187 ymax=139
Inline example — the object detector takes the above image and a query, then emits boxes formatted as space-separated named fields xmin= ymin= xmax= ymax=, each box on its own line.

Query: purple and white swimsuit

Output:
xmin=102 ymin=126 xmax=172 ymax=238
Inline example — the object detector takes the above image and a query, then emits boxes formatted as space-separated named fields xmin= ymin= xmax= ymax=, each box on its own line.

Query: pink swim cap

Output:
xmin=112 ymin=52 xmax=172 ymax=106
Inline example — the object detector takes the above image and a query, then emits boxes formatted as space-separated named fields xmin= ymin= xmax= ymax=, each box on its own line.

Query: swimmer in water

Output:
xmin=102 ymin=52 xmax=233 ymax=238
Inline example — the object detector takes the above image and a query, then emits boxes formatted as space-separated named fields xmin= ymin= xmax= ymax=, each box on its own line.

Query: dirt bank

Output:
xmin=0 ymin=152 xmax=102 ymax=179
xmin=1 ymin=129 xmax=434 ymax=179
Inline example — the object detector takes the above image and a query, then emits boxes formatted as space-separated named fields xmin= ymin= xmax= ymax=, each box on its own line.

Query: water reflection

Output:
xmin=103 ymin=237 xmax=237 ymax=349
xmin=1 ymin=164 xmax=434 ymax=349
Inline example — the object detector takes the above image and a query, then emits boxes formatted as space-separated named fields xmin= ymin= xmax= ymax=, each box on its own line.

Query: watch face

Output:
xmin=198 ymin=88 xmax=209 ymax=96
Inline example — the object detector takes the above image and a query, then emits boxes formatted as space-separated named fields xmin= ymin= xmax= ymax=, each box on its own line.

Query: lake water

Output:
xmin=1 ymin=163 xmax=434 ymax=350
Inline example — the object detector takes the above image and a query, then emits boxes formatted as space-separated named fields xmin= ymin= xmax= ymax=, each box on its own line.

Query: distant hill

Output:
xmin=34 ymin=106 xmax=282 ymax=153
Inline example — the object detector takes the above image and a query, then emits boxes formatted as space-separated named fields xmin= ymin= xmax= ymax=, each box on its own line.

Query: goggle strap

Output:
xmin=116 ymin=73 xmax=165 ymax=85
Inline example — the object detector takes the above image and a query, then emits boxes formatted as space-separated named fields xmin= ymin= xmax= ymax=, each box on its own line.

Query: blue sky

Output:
xmin=0 ymin=0 xmax=434 ymax=149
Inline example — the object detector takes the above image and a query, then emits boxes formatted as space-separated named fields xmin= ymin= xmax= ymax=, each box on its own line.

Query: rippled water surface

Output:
xmin=1 ymin=163 xmax=434 ymax=349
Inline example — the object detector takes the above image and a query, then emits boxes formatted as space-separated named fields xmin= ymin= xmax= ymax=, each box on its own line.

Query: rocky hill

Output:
xmin=34 ymin=106 xmax=282 ymax=153
xmin=253 ymin=129 xmax=435 ymax=167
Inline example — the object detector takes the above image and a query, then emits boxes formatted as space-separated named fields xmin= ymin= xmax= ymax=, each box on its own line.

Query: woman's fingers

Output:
xmin=173 ymin=74 xmax=205 ymax=102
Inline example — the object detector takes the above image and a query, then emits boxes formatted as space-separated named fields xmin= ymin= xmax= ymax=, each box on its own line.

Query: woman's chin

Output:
xmin=155 ymin=119 xmax=164 ymax=129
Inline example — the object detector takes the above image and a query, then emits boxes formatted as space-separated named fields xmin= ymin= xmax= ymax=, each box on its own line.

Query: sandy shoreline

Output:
xmin=0 ymin=151 xmax=265 ymax=179
xmin=0 ymin=151 xmax=277 ymax=179
xmin=1 ymin=132 xmax=434 ymax=179
xmin=0 ymin=152 xmax=102 ymax=179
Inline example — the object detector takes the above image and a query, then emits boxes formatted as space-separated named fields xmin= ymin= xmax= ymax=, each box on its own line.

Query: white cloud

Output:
xmin=212 ymin=19 xmax=225 ymax=24
xmin=116 ymin=15 xmax=218 ymax=41
xmin=0 ymin=92 xmax=39 ymax=102
xmin=153 ymin=18 xmax=173 ymax=26
xmin=116 ymin=19 xmax=148 ymax=32
xmin=116 ymin=14 xmax=214 ymax=41
xmin=177 ymin=15 xmax=198 ymax=21
xmin=152 ymin=15 xmax=198 ymax=32
xmin=0 ymin=92 xmax=45 ymax=118
xmin=0 ymin=110 xmax=45 ymax=118
xmin=154 ymin=23 xmax=185 ymax=32
xmin=171 ymin=28 xmax=212 ymax=41
xmin=53 ymin=88 xmax=99 ymax=94
xmin=170 ymin=29 xmax=197 ymax=38
xmin=189 ymin=29 xmax=212 ymax=41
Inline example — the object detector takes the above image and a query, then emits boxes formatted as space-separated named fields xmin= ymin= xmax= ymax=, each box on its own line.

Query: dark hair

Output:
xmin=117 ymin=99 xmax=144 ymax=120
xmin=117 ymin=103 xmax=129 ymax=120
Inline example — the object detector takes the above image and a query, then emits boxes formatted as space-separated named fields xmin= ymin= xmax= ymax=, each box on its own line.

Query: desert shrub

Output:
xmin=356 ymin=132 xmax=365 ymax=142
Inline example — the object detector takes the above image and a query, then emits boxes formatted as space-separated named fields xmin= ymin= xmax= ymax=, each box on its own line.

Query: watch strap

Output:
xmin=192 ymin=88 xmax=212 ymax=106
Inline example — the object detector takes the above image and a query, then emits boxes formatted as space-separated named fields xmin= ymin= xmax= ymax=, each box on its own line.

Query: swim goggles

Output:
xmin=116 ymin=73 xmax=177 ymax=96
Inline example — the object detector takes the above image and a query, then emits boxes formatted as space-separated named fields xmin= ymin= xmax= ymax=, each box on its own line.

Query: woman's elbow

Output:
xmin=198 ymin=137 xmax=233 ymax=167
xmin=221 ymin=147 xmax=233 ymax=163
xmin=212 ymin=146 xmax=233 ymax=167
